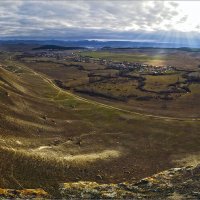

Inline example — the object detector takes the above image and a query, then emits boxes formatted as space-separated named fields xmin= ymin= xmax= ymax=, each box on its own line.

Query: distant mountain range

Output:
xmin=32 ymin=45 xmax=86 ymax=51
xmin=0 ymin=40 xmax=200 ymax=49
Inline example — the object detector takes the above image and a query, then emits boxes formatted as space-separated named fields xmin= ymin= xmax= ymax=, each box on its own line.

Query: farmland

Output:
xmin=19 ymin=48 xmax=200 ymax=118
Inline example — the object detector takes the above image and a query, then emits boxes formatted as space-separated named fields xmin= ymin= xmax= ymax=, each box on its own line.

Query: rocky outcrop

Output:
xmin=0 ymin=165 xmax=199 ymax=199
xmin=0 ymin=188 xmax=49 ymax=199
xmin=60 ymin=164 xmax=200 ymax=199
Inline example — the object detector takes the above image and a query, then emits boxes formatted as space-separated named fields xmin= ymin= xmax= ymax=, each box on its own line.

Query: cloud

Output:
xmin=0 ymin=1 xmax=199 ymax=40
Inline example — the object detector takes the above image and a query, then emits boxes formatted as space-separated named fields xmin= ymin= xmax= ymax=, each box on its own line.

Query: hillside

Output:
xmin=0 ymin=52 xmax=200 ymax=198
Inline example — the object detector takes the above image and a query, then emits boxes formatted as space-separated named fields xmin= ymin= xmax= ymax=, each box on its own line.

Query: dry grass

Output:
xmin=0 ymin=52 xmax=200 ymax=197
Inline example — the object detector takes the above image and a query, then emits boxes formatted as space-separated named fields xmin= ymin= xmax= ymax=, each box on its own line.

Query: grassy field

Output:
xmin=0 ymin=51 xmax=200 ymax=198
xmin=80 ymin=51 xmax=165 ymax=63
xmin=80 ymin=49 xmax=200 ymax=69
xmin=143 ymin=74 xmax=184 ymax=92
xmin=76 ymin=77 xmax=146 ymax=101
xmin=21 ymin=54 xmax=200 ymax=118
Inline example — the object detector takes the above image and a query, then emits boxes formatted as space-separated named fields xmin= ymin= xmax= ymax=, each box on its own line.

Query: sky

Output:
xmin=0 ymin=0 xmax=200 ymax=44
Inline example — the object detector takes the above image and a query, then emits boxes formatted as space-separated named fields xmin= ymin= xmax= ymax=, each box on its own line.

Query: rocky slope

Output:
xmin=1 ymin=164 xmax=198 ymax=199
xmin=60 ymin=164 xmax=200 ymax=199
xmin=0 ymin=188 xmax=49 ymax=199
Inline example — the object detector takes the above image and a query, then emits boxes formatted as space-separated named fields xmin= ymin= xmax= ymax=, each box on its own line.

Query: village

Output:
xmin=71 ymin=54 xmax=176 ymax=75
xmin=13 ymin=49 xmax=198 ymax=103
xmin=21 ymin=50 xmax=176 ymax=75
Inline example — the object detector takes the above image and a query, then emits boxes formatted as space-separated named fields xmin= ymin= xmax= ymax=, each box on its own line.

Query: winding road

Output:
xmin=33 ymin=69 xmax=200 ymax=122
xmin=8 ymin=53 xmax=199 ymax=123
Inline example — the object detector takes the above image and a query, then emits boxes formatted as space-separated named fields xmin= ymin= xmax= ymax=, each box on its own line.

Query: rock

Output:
xmin=60 ymin=164 xmax=200 ymax=199
xmin=75 ymin=138 xmax=82 ymax=146
xmin=0 ymin=165 xmax=199 ymax=199
xmin=0 ymin=188 xmax=49 ymax=199
xmin=41 ymin=115 xmax=47 ymax=120
xmin=96 ymin=174 xmax=103 ymax=180
xmin=52 ymin=139 xmax=61 ymax=146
